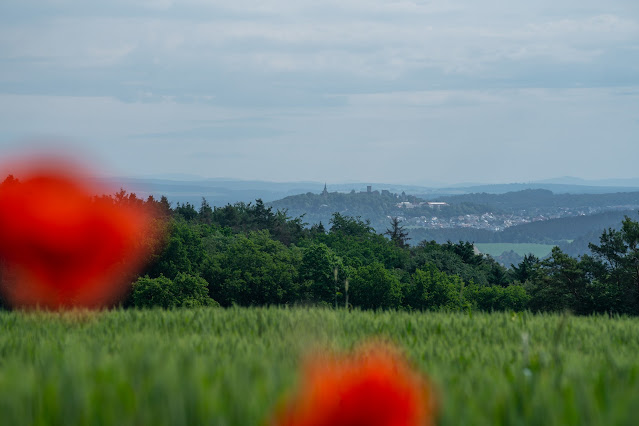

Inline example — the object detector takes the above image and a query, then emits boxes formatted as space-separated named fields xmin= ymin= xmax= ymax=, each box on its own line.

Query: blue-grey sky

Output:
xmin=1 ymin=0 xmax=638 ymax=185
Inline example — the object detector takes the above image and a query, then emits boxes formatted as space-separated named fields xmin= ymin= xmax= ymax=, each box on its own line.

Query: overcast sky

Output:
xmin=0 ymin=0 xmax=638 ymax=185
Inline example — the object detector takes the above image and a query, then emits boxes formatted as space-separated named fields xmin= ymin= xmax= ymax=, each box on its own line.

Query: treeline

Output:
xmin=123 ymin=196 xmax=639 ymax=315
xmin=3 ymin=179 xmax=639 ymax=315
xmin=126 ymin=197 xmax=528 ymax=311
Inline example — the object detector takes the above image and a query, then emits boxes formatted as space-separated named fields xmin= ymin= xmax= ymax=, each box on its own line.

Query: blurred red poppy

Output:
xmin=271 ymin=341 xmax=438 ymax=426
xmin=0 ymin=162 xmax=156 ymax=309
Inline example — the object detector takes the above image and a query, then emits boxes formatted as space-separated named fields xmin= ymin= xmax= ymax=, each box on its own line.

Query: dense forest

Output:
xmin=3 ymin=173 xmax=639 ymax=315
xmin=128 ymin=196 xmax=639 ymax=315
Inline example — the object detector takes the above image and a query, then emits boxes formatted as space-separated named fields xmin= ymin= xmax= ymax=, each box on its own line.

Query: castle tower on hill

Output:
xmin=322 ymin=183 xmax=328 ymax=196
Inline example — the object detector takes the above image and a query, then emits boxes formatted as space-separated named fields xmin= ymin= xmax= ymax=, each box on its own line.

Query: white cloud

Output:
xmin=2 ymin=3 xmax=637 ymax=77
xmin=1 ymin=0 xmax=638 ymax=182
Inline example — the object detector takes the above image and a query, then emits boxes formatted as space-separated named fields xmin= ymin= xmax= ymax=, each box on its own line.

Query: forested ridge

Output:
xmin=127 ymin=196 xmax=526 ymax=311
xmin=137 ymin=197 xmax=639 ymax=315
xmin=3 ymin=174 xmax=639 ymax=315
xmin=272 ymin=188 xmax=639 ymax=219
xmin=269 ymin=188 xmax=639 ymax=252
xmin=269 ymin=189 xmax=494 ymax=231
xmin=439 ymin=188 xmax=639 ymax=212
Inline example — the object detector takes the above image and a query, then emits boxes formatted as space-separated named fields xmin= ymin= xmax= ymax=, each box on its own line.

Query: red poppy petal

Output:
xmin=272 ymin=342 xmax=438 ymax=426
xmin=0 ymin=162 xmax=158 ymax=309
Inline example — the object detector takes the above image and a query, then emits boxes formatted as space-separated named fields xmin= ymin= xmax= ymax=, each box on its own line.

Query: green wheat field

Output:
xmin=1 ymin=307 xmax=639 ymax=426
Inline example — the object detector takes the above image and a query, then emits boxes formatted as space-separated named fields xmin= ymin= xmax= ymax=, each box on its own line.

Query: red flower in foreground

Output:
xmin=0 ymin=163 xmax=156 ymax=309
xmin=272 ymin=342 xmax=438 ymax=426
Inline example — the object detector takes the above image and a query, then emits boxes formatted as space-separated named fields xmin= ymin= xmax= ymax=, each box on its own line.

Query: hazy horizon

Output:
xmin=108 ymin=173 xmax=639 ymax=190
xmin=1 ymin=1 xmax=638 ymax=185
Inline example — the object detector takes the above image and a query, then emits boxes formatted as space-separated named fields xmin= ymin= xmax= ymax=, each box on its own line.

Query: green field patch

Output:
xmin=2 ymin=308 xmax=639 ymax=425
xmin=474 ymin=242 xmax=556 ymax=258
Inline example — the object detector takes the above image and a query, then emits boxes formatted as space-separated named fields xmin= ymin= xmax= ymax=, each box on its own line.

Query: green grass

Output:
xmin=1 ymin=308 xmax=639 ymax=425
xmin=474 ymin=243 xmax=556 ymax=258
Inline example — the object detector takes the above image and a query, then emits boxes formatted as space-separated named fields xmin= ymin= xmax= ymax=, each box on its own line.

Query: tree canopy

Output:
xmin=2 ymin=176 xmax=639 ymax=315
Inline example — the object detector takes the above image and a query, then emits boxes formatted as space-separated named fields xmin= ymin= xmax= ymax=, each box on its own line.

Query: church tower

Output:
xmin=322 ymin=183 xmax=328 ymax=196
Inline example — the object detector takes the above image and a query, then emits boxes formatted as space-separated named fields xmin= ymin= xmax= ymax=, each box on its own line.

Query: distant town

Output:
xmin=395 ymin=206 xmax=637 ymax=232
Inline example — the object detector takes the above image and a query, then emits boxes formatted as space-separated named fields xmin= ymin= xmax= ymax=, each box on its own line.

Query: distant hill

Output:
xmin=97 ymin=178 xmax=443 ymax=207
xmin=268 ymin=190 xmax=491 ymax=230
xmin=437 ymin=189 xmax=639 ymax=212
xmin=268 ymin=188 xmax=639 ymax=255
xmin=533 ymin=176 xmax=639 ymax=187
xmin=420 ymin=183 xmax=639 ymax=196
xmin=270 ymin=190 xmax=412 ymax=230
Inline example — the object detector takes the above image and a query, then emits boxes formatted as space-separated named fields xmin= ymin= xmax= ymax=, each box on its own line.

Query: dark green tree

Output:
xmin=204 ymin=231 xmax=300 ymax=306
xmin=131 ymin=275 xmax=174 ymax=308
xmin=349 ymin=262 xmax=402 ymax=309
xmin=299 ymin=243 xmax=343 ymax=304
xmin=174 ymin=202 xmax=198 ymax=221
xmin=465 ymin=283 xmax=530 ymax=311
xmin=525 ymin=247 xmax=589 ymax=313
xmin=511 ymin=254 xmax=541 ymax=283
xmin=145 ymin=219 xmax=206 ymax=279
xmin=172 ymin=273 xmax=218 ymax=307
xmin=131 ymin=273 xmax=217 ymax=308
xmin=329 ymin=213 xmax=374 ymax=237
xmin=198 ymin=198 xmax=214 ymax=224
xmin=385 ymin=216 xmax=410 ymax=248
xmin=405 ymin=265 xmax=462 ymax=310
xmin=584 ymin=215 xmax=639 ymax=314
